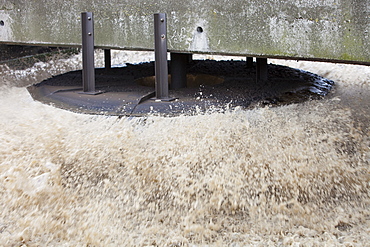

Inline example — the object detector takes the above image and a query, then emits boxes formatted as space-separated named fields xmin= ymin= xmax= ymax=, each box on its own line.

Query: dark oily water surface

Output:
xmin=27 ymin=59 xmax=334 ymax=116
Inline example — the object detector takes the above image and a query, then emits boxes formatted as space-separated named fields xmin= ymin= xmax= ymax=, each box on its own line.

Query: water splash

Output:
xmin=0 ymin=51 xmax=369 ymax=246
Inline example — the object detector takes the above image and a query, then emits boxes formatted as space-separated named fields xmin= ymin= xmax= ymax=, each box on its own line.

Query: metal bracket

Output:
xmin=171 ymin=53 xmax=191 ymax=89
xmin=80 ymin=12 xmax=103 ymax=95
xmin=104 ymin=49 xmax=111 ymax=70
xmin=246 ymin=57 xmax=253 ymax=68
xmin=153 ymin=13 xmax=175 ymax=101
xmin=256 ymin=57 xmax=268 ymax=83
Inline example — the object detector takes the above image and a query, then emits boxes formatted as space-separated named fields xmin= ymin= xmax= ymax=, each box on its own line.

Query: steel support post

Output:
xmin=246 ymin=57 xmax=253 ymax=68
xmin=154 ymin=13 xmax=174 ymax=101
xmin=81 ymin=12 xmax=98 ymax=94
xmin=104 ymin=49 xmax=111 ymax=70
xmin=170 ymin=53 xmax=190 ymax=89
xmin=256 ymin=57 xmax=268 ymax=83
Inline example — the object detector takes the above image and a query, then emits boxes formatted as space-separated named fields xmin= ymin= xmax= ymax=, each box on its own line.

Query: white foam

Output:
xmin=0 ymin=51 xmax=369 ymax=246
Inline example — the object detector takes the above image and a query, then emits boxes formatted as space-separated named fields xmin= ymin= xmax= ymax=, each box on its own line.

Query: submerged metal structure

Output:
xmin=0 ymin=0 xmax=369 ymax=64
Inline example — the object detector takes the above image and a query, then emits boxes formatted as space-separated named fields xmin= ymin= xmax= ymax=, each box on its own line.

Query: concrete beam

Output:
xmin=0 ymin=0 xmax=369 ymax=64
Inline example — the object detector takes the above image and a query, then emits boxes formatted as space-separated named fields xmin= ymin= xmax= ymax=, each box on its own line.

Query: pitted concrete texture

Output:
xmin=0 ymin=0 xmax=369 ymax=64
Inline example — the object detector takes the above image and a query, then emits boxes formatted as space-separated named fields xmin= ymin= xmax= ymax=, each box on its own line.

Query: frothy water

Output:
xmin=0 ymin=51 xmax=369 ymax=246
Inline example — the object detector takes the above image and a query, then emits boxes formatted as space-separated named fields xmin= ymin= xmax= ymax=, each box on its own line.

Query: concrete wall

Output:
xmin=0 ymin=0 xmax=369 ymax=64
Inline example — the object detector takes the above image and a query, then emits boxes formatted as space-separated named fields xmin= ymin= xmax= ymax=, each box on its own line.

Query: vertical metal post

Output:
xmin=246 ymin=57 xmax=253 ymax=68
xmin=187 ymin=53 xmax=193 ymax=63
xmin=104 ymin=49 xmax=111 ymax=70
xmin=170 ymin=53 xmax=190 ymax=89
xmin=256 ymin=57 xmax=268 ymax=83
xmin=81 ymin=12 xmax=96 ymax=93
xmin=154 ymin=13 xmax=174 ymax=100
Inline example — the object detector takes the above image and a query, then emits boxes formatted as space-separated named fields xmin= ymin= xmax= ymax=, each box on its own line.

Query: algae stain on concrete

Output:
xmin=0 ymin=0 xmax=369 ymax=64
xmin=340 ymin=27 xmax=365 ymax=61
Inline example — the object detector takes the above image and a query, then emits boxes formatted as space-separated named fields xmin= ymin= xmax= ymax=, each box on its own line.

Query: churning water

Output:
xmin=0 ymin=51 xmax=369 ymax=246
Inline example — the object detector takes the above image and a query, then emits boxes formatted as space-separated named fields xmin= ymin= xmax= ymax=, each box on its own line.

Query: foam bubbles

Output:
xmin=0 ymin=51 xmax=369 ymax=246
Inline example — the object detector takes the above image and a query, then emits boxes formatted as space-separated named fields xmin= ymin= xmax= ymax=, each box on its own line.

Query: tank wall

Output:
xmin=0 ymin=0 xmax=369 ymax=64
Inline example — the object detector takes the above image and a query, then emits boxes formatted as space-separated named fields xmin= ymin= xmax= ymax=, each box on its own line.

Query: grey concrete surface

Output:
xmin=0 ymin=0 xmax=369 ymax=64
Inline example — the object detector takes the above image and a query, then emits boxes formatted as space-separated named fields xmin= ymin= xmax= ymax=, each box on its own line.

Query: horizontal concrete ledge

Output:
xmin=1 ymin=0 xmax=369 ymax=65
